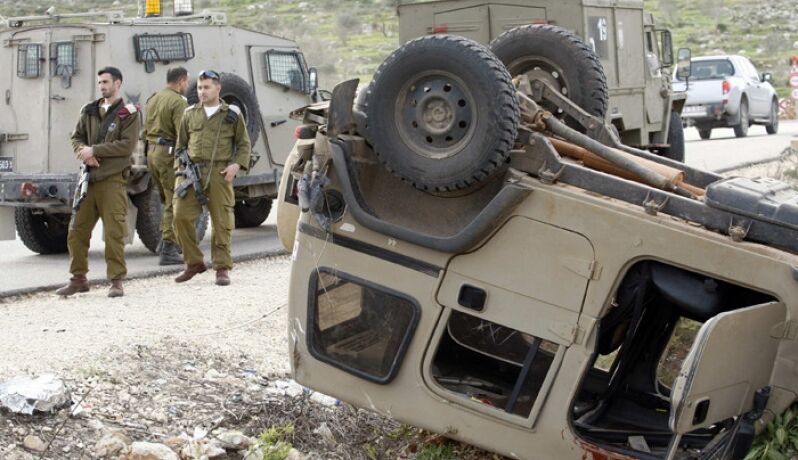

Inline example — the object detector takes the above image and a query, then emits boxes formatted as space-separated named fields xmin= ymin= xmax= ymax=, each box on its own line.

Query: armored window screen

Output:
xmin=17 ymin=44 xmax=42 ymax=79
xmin=309 ymin=270 xmax=420 ymax=384
xmin=133 ymin=33 xmax=195 ymax=63
xmin=263 ymin=51 xmax=305 ymax=92
xmin=50 ymin=42 xmax=77 ymax=76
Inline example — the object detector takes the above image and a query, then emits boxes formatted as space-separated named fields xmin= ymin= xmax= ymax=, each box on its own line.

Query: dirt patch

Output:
xmin=0 ymin=258 xmax=501 ymax=460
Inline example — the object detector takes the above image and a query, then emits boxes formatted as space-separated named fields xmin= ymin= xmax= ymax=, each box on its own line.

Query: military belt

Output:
xmin=157 ymin=138 xmax=176 ymax=146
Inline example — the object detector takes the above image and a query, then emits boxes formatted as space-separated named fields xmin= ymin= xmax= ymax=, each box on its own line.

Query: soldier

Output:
xmin=56 ymin=67 xmax=141 ymax=298
xmin=173 ymin=70 xmax=251 ymax=286
xmin=142 ymin=67 xmax=189 ymax=265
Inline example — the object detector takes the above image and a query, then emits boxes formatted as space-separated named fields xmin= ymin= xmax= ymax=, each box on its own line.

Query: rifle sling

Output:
xmin=95 ymin=101 xmax=125 ymax=145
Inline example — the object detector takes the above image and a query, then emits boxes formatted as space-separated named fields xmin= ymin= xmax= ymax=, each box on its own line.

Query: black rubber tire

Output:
xmin=662 ymin=111 xmax=685 ymax=162
xmin=765 ymin=100 xmax=779 ymax=135
xmin=234 ymin=197 xmax=272 ymax=228
xmin=365 ymin=35 xmax=519 ymax=192
xmin=14 ymin=208 xmax=69 ymax=254
xmin=187 ymin=72 xmax=262 ymax=147
xmin=131 ymin=185 xmax=209 ymax=254
xmin=490 ymin=24 xmax=608 ymax=119
xmin=698 ymin=128 xmax=712 ymax=140
xmin=733 ymin=99 xmax=749 ymax=138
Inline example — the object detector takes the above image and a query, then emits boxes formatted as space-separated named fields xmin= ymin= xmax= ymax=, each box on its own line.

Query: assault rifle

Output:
xmin=73 ymin=164 xmax=90 ymax=211
xmin=174 ymin=147 xmax=208 ymax=207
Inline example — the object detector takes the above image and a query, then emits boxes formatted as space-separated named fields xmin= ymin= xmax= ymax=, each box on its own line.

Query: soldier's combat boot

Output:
xmin=175 ymin=263 xmax=207 ymax=283
xmin=215 ymin=269 xmax=230 ymax=286
xmin=108 ymin=280 xmax=124 ymax=298
xmin=55 ymin=275 xmax=89 ymax=296
xmin=159 ymin=241 xmax=183 ymax=266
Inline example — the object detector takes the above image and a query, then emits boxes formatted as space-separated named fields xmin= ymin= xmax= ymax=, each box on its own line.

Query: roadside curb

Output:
xmin=714 ymin=147 xmax=795 ymax=174
xmin=0 ymin=247 xmax=288 ymax=300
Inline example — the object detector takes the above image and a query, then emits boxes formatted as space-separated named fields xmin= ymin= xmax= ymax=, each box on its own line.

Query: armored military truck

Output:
xmin=396 ymin=0 xmax=686 ymax=161
xmin=0 ymin=1 xmax=318 ymax=254
xmin=280 ymin=35 xmax=797 ymax=460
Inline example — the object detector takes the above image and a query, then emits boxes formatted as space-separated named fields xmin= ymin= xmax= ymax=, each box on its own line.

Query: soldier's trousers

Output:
xmin=173 ymin=162 xmax=235 ymax=270
xmin=147 ymin=144 xmax=177 ymax=244
xmin=68 ymin=173 xmax=128 ymax=280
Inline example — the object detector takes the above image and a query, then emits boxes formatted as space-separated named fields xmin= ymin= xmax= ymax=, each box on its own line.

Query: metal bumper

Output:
xmin=681 ymin=103 xmax=733 ymax=126
xmin=0 ymin=173 xmax=77 ymax=209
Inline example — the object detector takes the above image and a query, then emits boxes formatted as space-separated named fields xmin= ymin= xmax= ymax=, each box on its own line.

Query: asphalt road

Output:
xmin=1 ymin=120 xmax=796 ymax=296
xmin=0 ymin=212 xmax=284 ymax=297
xmin=683 ymin=119 xmax=798 ymax=171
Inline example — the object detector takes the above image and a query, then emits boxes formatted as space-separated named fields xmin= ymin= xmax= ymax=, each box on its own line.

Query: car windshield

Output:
xmin=675 ymin=59 xmax=735 ymax=81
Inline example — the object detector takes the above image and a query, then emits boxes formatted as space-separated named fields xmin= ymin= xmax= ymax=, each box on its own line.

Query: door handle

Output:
xmin=270 ymin=119 xmax=287 ymax=127
xmin=50 ymin=95 xmax=65 ymax=101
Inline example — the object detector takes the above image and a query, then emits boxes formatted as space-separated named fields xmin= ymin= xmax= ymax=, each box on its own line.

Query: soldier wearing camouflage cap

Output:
xmin=173 ymin=70 xmax=251 ymax=286
xmin=142 ymin=66 xmax=189 ymax=265
xmin=56 ymin=66 xmax=141 ymax=298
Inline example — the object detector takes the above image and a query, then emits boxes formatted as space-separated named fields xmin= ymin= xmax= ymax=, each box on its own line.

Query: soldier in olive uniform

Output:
xmin=142 ymin=67 xmax=189 ymax=265
xmin=173 ymin=70 xmax=250 ymax=286
xmin=56 ymin=67 xmax=141 ymax=298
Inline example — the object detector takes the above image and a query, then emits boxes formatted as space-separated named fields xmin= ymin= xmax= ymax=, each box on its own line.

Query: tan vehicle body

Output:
xmin=0 ymin=10 xmax=316 ymax=249
xmin=397 ymin=0 xmax=683 ymax=150
xmin=281 ymin=114 xmax=797 ymax=459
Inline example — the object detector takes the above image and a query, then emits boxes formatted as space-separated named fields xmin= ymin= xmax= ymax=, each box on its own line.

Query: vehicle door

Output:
xmin=739 ymin=58 xmax=768 ymax=117
xmin=47 ymin=26 xmax=96 ymax=174
xmin=427 ymin=216 xmax=595 ymax=427
xmin=248 ymin=46 xmax=311 ymax=166
xmin=5 ymin=28 xmax=50 ymax=174
xmin=668 ymin=301 xmax=786 ymax=450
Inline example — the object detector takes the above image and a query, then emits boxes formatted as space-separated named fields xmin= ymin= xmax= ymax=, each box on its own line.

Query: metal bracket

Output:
xmin=538 ymin=161 xmax=565 ymax=184
xmin=0 ymin=133 xmax=29 ymax=142
xmin=642 ymin=191 xmax=669 ymax=216
xmin=728 ymin=218 xmax=752 ymax=242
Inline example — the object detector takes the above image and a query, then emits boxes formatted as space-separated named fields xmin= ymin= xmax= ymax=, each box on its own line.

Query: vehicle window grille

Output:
xmin=50 ymin=42 xmax=77 ymax=77
xmin=263 ymin=50 xmax=305 ymax=92
xmin=133 ymin=33 xmax=195 ymax=63
xmin=17 ymin=44 xmax=42 ymax=79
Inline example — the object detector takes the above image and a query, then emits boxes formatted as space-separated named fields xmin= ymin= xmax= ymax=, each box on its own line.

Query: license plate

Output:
xmin=0 ymin=156 xmax=12 ymax=172
xmin=683 ymin=105 xmax=706 ymax=115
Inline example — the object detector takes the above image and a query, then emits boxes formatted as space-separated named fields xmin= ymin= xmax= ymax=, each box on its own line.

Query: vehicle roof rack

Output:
xmin=6 ymin=10 xmax=226 ymax=28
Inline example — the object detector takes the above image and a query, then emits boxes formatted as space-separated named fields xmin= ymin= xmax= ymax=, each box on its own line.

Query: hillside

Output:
xmin=2 ymin=0 xmax=796 ymax=95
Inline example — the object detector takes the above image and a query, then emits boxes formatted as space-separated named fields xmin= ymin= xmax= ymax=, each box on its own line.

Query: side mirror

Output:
xmin=308 ymin=67 xmax=319 ymax=93
xmin=761 ymin=72 xmax=772 ymax=83
xmin=676 ymin=48 xmax=692 ymax=80
xmin=659 ymin=30 xmax=674 ymax=67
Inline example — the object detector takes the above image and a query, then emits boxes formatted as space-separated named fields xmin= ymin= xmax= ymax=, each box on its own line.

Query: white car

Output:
xmin=673 ymin=55 xmax=779 ymax=139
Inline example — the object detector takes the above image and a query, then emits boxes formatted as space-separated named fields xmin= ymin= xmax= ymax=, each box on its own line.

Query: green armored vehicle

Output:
xmin=0 ymin=1 xmax=319 ymax=253
xmin=279 ymin=33 xmax=797 ymax=460
xmin=397 ymin=0 xmax=686 ymax=161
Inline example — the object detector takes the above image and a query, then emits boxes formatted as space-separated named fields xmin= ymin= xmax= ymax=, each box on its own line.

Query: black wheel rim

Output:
xmin=394 ymin=70 xmax=477 ymax=160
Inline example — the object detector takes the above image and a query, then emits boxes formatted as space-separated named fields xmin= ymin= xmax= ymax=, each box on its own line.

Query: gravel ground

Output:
xmin=0 ymin=257 xmax=292 ymax=380
xmin=0 ymin=256 xmax=499 ymax=460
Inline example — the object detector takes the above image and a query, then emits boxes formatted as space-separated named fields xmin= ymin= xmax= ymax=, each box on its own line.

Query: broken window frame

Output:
xmin=307 ymin=268 xmax=421 ymax=385
xmin=426 ymin=308 xmax=566 ymax=427
xmin=17 ymin=44 xmax=43 ymax=79
xmin=263 ymin=50 xmax=307 ymax=93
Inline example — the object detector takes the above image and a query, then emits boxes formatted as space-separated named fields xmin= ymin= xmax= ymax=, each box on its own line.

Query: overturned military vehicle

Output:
xmin=279 ymin=33 xmax=797 ymax=460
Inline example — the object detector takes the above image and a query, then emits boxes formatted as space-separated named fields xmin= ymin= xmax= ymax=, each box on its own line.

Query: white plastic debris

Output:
xmin=0 ymin=374 xmax=70 ymax=415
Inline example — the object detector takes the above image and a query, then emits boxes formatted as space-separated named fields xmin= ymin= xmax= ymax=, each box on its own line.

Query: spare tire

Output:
xmin=490 ymin=24 xmax=608 ymax=120
xmin=365 ymin=35 xmax=519 ymax=192
xmin=187 ymin=72 xmax=262 ymax=146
